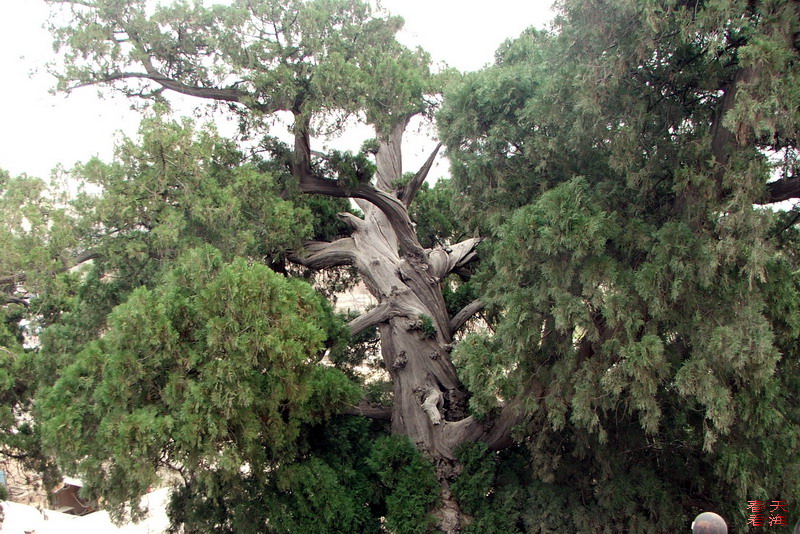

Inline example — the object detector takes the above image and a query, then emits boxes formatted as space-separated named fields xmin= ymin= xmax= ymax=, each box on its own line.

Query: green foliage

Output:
xmin=441 ymin=275 xmax=478 ymax=319
xmin=298 ymin=194 xmax=356 ymax=244
xmin=0 ymin=90 xmax=425 ymax=532
xmin=46 ymin=0 xmax=439 ymax=134
xmin=452 ymin=434 xmax=742 ymax=534
xmin=164 ymin=418 xmax=442 ymax=534
xmin=0 ymin=171 xmax=74 ymax=488
xmin=452 ymin=443 xmax=528 ymax=534
xmin=268 ymin=458 xmax=374 ymax=533
xmin=38 ymin=246 xmax=357 ymax=521
xmin=9 ymin=0 xmax=448 ymax=530
xmin=27 ymin=115 xmax=329 ymax=401
xmin=167 ymin=416 xmax=384 ymax=534
xmin=410 ymin=179 xmax=467 ymax=249
xmin=440 ymin=0 xmax=800 ymax=530
xmin=327 ymin=309 xmax=380 ymax=378
xmin=438 ymin=29 xmax=556 ymax=236
xmin=363 ymin=379 xmax=393 ymax=407
xmin=0 ymin=338 xmax=61 ymax=490
xmin=418 ymin=313 xmax=437 ymax=340
xmin=74 ymin=114 xmax=313 ymax=267
xmin=318 ymin=150 xmax=376 ymax=191
xmin=361 ymin=138 xmax=380 ymax=155
xmin=18 ymin=0 xmax=800 ymax=531
xmin=367 ymin=435 xmax=440 ymax=534
xmin=0 ymin=169 xmax=84 ymax=320
xmin=453 ymin=335 xmax=515 ymax=421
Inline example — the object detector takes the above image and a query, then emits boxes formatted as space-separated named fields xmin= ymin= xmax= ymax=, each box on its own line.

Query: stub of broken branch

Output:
xmin=421 ymin=388 xmax=444 ymax=425
xmin=428 ymin=238 xmax=482 ymax=280
xmin=400 ymin=142 xmax=442 ymax=207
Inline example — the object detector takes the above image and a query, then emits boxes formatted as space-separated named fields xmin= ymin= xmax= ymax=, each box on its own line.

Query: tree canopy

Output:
xmin=0 ymin=0 xmax=799 ymax=532
xmin=439 ymin=0 xmax=800 ymax=530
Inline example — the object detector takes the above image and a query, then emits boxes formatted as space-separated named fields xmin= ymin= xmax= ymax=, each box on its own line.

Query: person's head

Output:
xmin=691 ymin=512 xmax=727 ymax=534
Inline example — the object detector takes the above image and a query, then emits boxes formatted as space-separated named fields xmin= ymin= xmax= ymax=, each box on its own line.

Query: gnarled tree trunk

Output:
xmin=289 ymin=115 xmax=525 ymax=533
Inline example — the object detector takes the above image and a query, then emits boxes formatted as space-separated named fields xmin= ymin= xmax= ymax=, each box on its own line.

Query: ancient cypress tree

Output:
xmin=1 ymin=0 xmax=798 ymax=532
xmin=28 ymin=0 xmax=516 ymax=531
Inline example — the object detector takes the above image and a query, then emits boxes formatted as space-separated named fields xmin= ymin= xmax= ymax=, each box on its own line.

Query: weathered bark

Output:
xmin=286 ymin=238 xmax=357 ymax=270
xmin=343 ymin=399 xmax=392 ymax=420
xmin=286 ymin=116 xmax=524 ymax=533
xmin=50 ymin=6 xmax=521 ymax=530
xmin=450 ymin=299 xmax=485 ymax=337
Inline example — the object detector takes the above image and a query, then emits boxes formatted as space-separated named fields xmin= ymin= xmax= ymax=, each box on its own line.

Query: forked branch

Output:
xmin=374 ymin=118 xmax=410 ymax=191
xmin=297 ymin=173 xmax=427 ymax=260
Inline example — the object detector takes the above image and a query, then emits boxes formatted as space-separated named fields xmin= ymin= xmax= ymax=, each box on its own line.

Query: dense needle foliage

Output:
xmin=439 ymin=0 xmax=800 ymax=530
xmin=0 ymin=0 xmax=798 ymax=532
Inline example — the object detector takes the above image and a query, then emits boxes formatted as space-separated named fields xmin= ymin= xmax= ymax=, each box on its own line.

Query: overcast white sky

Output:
xmin=0 ymin=1 xmax=555 ymax=181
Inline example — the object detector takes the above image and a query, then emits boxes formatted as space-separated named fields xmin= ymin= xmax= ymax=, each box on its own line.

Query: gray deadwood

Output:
xmin=285 ymin=118 xmax=525 ymax=534
xmin=287 ymin=117 xmax=525 ymax=466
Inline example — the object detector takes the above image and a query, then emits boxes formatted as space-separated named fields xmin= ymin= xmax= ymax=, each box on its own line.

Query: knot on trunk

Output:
xmin=408 ymin=314 xmax=437 ymax=339
xmin=392 ymin=350 xmax=407 ymax=370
